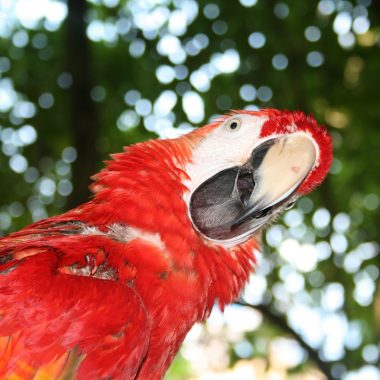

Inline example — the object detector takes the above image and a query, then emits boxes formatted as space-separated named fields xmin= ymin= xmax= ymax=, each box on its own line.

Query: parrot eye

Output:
xmin=225 ymin=118 xmax=241 ymax=132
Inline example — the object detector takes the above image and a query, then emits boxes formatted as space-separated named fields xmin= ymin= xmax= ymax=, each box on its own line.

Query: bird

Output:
xmin=0 ymin=109 xmax=332 ymax=379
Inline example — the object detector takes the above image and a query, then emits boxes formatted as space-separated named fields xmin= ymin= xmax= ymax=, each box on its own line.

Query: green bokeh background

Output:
xmin=0 ymin=0 xmax=379 ymax=379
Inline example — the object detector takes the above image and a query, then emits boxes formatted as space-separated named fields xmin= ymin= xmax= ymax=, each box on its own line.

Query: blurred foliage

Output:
xmin=0 ymin=0 xmax=380 ymax=379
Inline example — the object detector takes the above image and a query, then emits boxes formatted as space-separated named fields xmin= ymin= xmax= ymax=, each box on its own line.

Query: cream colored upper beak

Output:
xmin=249 ymin=134 xmax=317 ymax=209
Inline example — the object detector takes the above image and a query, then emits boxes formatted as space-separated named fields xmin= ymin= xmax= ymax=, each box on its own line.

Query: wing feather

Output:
xmin=0 ymin=221 xmax=150 ymax=379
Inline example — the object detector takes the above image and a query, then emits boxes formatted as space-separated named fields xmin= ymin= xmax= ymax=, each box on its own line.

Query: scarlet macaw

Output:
xmin=0 ymin=109 xmax=332 ymax=379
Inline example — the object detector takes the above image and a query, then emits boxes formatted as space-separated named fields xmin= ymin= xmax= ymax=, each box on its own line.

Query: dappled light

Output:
xmin=0 ymin=0 xmax=379 ymax=379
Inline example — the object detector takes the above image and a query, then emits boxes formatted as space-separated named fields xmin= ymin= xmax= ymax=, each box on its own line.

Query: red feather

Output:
xmin=0 ymin=109 xmax=331 ymax=379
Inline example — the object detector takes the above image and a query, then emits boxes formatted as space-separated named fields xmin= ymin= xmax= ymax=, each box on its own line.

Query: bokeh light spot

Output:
xmin=273 ymin=3 xmax=289 ymax=19
xmin=272 ymin=54 xmax=288 ymax=70
xmin=9 ymin=154 xmax=28 ymax=173
xmin=239 ymin=84 xmax=256 ymax=102
xmin=38 ymin=93 xmax=54 ymax=109
xmin=248 ymin=32 xmax=266 ymax=49
xmin=305 ymin=26 xmax=321 ymax=42
xmin=306 ymin=51 xmax=324 ymax=67
xmin=182 ymin=91 xmax=204 ymax=123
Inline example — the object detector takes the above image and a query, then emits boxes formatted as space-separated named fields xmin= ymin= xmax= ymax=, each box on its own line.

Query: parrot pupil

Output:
xmin=230 ymin=121 xmax=238 ymax=129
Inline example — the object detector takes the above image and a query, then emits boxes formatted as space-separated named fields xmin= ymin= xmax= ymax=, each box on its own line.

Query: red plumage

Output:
xmin=0 ymin=110 xmax=332 ymax=379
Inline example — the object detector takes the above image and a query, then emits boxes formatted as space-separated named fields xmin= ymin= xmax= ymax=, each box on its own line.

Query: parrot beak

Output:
xmin=190 ymin=134 xmax=317 ymax=244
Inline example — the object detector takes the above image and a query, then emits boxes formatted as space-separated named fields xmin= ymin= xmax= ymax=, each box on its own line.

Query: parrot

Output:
xmin=0 ymin=109 xmax=332 ymax=380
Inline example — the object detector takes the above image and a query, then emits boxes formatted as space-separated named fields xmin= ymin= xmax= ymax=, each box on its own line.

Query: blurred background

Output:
xmin=0 ymin=0 xmax=379 ymax=379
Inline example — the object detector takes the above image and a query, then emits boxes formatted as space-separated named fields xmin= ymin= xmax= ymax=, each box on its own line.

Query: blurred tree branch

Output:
xmin=65 ymin=0 xmax=101 ymax=209
xmin=236 ymin=301 xmax=334 ymax=380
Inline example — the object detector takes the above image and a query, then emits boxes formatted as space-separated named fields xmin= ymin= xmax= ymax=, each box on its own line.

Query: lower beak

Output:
xmin=190 ymin=134 xmax=317 ymax=242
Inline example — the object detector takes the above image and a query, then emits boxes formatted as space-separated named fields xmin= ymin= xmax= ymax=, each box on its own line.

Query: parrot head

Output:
xmin=183 ymin=109 xmax=332 ymax=246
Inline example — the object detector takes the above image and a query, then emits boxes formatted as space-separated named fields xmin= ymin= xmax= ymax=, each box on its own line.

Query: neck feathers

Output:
xmin=70 ymin=136 xmax=258 ymax=309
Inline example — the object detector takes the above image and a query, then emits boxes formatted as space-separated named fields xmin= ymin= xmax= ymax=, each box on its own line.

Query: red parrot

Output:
xmin=0 ymin=109 xmax=332 ymax=379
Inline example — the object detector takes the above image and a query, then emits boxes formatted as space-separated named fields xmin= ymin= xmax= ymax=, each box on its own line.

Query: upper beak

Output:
xmin=232 ymin=134 xmax=317 ymax=228
xmin=190 ymin=133 xmax=317 ymax=242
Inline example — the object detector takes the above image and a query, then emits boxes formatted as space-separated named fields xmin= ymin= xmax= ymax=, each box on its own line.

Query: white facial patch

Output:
xmin=182 ymin=113 xmax=320 ymax=247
